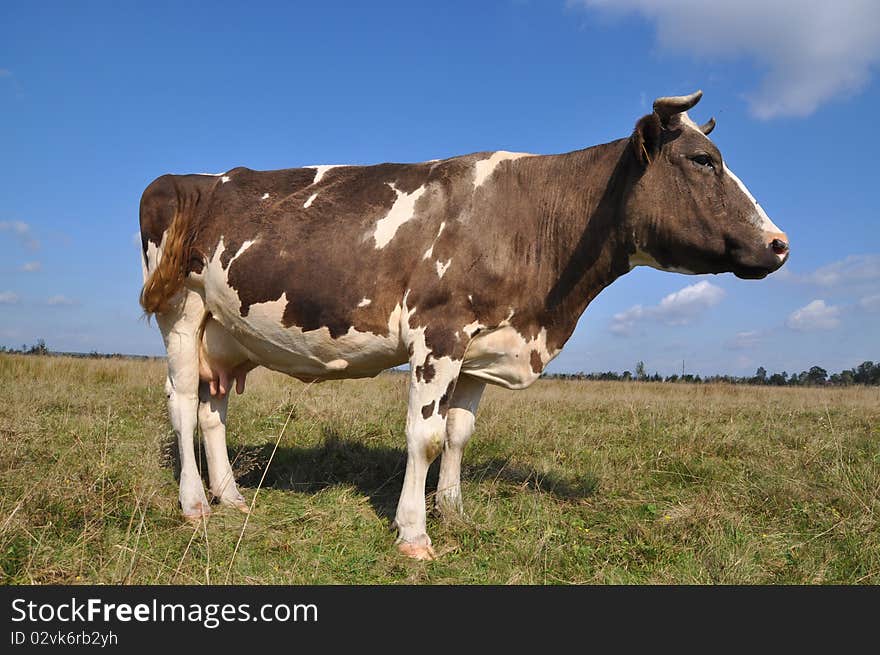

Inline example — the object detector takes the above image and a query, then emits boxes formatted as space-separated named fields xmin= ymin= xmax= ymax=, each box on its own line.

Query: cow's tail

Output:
xmin=139 ymin=177 xmax=202 ymax=316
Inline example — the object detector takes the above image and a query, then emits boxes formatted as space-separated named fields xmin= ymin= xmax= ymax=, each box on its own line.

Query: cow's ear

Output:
xmin=632 ymin=113 xmax=662 ymax=166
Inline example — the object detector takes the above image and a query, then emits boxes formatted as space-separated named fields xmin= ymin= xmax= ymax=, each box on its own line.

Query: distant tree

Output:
xmin=26 ymin=339 xmax=48 ymax=356
xmin=853 ymin=361 xmax=880 ymax=385
xmin=806 ymin=366 xmax=828 ymax=385
xmin=752 ymin=366 xmax=767 ymax=385
xmin=621 ymin=370 xmax=632 ymax=381
xmin=768 ymin=372 xmax=788 ymax=386
xmin=635 ymin=360 xmax=647 ymax=381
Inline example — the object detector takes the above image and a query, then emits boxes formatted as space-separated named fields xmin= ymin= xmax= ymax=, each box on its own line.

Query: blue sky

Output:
xmin=1 ymin=1 xmax=878 ymax=376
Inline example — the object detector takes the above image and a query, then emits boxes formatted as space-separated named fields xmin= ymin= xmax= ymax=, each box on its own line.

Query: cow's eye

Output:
xmin=691 ymin=154 xmax=715 ymax=170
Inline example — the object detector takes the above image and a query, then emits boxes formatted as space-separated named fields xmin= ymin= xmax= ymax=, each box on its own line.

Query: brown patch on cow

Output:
xmin=421 ymin=401 xmax=435 ymax=419
xmin=422 ymin=324 xmax=459 ymax=359
xmin=437 ymin=380 xmax=456 ymax=418
xmin=530 ymin=349 xmax=543 ymax=374
xmin=415 ymin=357 xmax=435 ymax=383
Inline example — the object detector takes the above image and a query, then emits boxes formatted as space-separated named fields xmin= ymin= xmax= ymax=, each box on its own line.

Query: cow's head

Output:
xmin=625 ymin=90 xmax=789 ymax=279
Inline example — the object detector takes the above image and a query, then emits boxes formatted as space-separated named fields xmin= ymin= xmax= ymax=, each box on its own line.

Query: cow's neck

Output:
xmin=515 ymin=138 xmax=635 ymax=349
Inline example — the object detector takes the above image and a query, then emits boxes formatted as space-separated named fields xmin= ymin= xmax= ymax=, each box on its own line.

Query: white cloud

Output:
xmin=0 ymin=220 xmax=29 ymax=235
xmin=0 ymin=291 xmax=20 ymax=304
xmin=859 ymin=294 xmax=880 ymax=312
xmin=786 ymin=299 xmax=841 ymax=331
xmin=576 ymin=0 xmax=880 ymax=118
xmin=727 ymin=330 xmax=762 ymax=350
xmin=611 ymin=280 xmax=724 ymax=336
xmin=801 ymin=254 xmax=880 ymax=287
xmin=19 ymin=261 xmax=41 ymax=272
xmin=610 ymin=304 xmax=647 ymax=336
xmin=47 ymin=295 xmax=76 ymax=306
xmin=0 ymin=220 xmax=39 ymax=250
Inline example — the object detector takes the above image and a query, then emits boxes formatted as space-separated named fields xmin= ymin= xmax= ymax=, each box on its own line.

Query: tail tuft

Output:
xmin=139 ymin=179 xmax=201 ymax=315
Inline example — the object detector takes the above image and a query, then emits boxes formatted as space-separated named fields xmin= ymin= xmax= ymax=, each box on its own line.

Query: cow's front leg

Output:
xmin=436 ymin=374 xmax=485 ymax=519
xmin=394 ymin=346 xmax=464 ymax=560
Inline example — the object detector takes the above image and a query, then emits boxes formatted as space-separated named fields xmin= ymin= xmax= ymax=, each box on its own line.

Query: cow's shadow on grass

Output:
xmin=165 ymin=427 xmax=597 ymax=521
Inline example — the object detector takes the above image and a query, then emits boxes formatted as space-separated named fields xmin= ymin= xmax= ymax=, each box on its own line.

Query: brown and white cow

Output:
xmin=139 ymin=91 xmax=788 ymax=560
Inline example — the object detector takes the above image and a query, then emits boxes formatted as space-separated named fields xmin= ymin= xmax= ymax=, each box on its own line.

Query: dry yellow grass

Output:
xmin=1 ymin=353 xmax=878 ymax=584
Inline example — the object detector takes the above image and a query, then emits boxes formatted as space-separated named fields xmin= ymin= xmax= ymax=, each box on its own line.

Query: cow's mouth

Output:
xmin=734 ymin=268 xmax=770 ymax=280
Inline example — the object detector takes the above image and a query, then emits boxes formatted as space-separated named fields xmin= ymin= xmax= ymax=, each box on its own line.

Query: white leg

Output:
xmin=157 ymin=290 xmax=210 ymax=520
xmin=198 ymin=382 xmax=249 ymax=513
xmin=394 ymin=339 xmax=464 ymax=560
xmin=436 ymin=374 xmax=485 ymax=517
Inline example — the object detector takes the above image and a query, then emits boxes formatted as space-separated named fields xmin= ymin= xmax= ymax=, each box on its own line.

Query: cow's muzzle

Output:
xmin=733 ymin=232 xmax=790 ymax=279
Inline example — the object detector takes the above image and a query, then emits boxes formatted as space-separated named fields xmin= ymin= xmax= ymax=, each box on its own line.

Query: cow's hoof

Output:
xmin=182 ymin=502 xmax=211 ymax=524
xmin=397 ymin=541 xmax=436 ymax=561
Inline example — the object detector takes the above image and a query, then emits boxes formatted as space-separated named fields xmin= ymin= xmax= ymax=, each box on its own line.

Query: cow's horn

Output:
xmin=699 ymin=117 xmax=716 ymax=135
xmin=653 ymin=90 xmax=703 ymax=123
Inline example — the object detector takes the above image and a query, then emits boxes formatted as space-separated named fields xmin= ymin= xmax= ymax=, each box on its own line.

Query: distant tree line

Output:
xmin=0 ymin=340 xmax=159 ymax=361
xmin=547 ymin=360 xmax=880 ymax=387
xmin=3 ymin=341 xmax=878 ymax=386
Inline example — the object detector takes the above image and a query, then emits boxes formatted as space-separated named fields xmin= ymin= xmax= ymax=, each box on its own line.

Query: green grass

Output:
xmin=1 ymin=353 xmax=878 ymax=584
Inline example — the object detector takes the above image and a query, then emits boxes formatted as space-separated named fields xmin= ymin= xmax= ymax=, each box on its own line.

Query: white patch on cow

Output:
xmin=724 ymin=165 xmax=782 ymax=234
xmin=629 ymin=248 xmax=698 ymax=275
xmin=200 ymin=241 xmax=408 ymax=380
xmin=373 ymin=183 xmax=427 ymax=249
xmin=305 ymin=165 xmax=338 ymax=185
xmin=677 ymin=111 xmax=700 ymax=131
xmin=304 ymin=193 xmax=318 ymax=208
xmin=463 ymin=325 xmax=557 ymax=390
xmin=435 ymin=259 xmax=451 ymax=279
xmin=405 ymin=324 xmax=461 ymax=402
xmin=198 ymin=172 xmax=225 ymax=177
xmin=261 ymin=193 xmax=270 ymax=200
xmin=422 ymin=221 xmax=446 ymax=260
xmin=473 ymin=151 xmax=532 ymax=188
xmin=230 ymin=239 xmax=255 ymax=263
xmin=358 ymin=297 xmax=371 ymax=307
xmin=142 ymin=231 xmax=167 ymax=281
xmin=462 ymin=320 xmax=483 ymax=338
xmin=468 ymin=294 xmax=473 ymax=303
xmin=221 ymin=176 xmax=230 ymax=184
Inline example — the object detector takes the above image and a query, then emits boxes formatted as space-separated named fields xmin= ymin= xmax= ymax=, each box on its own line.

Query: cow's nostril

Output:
xmin=771 ymin=238 xmax=788 ymax=255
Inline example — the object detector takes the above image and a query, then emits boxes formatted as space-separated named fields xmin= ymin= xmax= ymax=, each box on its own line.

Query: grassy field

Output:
xmin=1 ymin=353 xmax=878 ymax=584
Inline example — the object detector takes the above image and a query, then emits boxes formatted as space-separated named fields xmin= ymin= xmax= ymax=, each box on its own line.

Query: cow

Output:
xmin=139 ymin=91 xmax=788 ymax=560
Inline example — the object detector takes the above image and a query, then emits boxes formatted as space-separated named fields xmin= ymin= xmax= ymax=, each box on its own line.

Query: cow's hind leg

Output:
xmin=157 ymin=289 xmax=210 ymax=521
xmin=394 ymin=338 xmax=465 ymax=560
xmin=436 ymin=374 xmax=485 ymax=519
xmin=198 ymin=383 xmax=249 ymax=513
